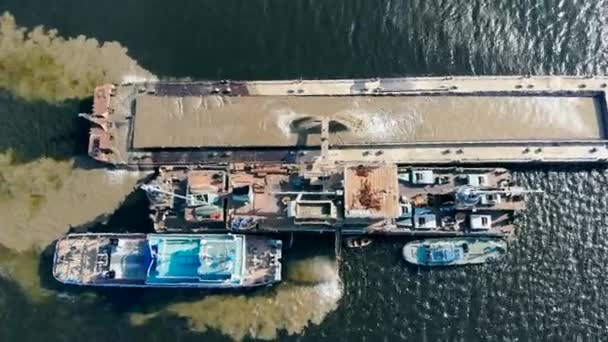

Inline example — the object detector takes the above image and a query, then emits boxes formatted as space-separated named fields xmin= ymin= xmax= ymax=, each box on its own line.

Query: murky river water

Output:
xmin=0 ymin=1 xmax=608 ymax=341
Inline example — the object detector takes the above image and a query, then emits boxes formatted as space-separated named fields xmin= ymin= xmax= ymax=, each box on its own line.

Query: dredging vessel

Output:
xmin=80 ymin=76 xmax=608 ymax=167
xmin=402 ymin=237 xmax=507 ymax=266
xmin=141 ymin=165 xmax=537 ymax=237
xmin=52 ymin=233 xmax=283 ymax=288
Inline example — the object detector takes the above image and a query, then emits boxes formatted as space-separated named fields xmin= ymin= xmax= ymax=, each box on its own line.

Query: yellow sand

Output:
xmin=133 ymin=95 xmax=603 ymax=148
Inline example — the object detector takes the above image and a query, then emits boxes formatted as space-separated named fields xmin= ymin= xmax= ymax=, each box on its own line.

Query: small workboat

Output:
xmin=402 ymin=237 xmax=506 ymax=266
xmin=344 ymin=236 xmax=372 ymax=248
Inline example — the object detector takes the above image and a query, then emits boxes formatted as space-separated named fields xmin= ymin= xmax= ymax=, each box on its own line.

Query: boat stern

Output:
xmin=52 ymin=237 xmax=73 ymax=284
xmin=52 ymin=235 xmax=95 ymax=285
xmin=242 ymin=236 xmax=283 ymax=286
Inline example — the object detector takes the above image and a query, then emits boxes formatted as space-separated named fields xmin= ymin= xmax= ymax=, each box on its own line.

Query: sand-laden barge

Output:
xmin=80 ymin=76 xmax=608 ymax=167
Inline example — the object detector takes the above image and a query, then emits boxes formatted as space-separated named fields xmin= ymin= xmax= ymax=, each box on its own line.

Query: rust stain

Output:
xmin=357 ymin=178 xmax=382 ymax=211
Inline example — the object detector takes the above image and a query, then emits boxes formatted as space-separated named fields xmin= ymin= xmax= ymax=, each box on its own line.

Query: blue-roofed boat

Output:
xmin=52 ymin=233 xmax=282 ymax=288
xmin=402 ymin=237 xmax=507 ymax=266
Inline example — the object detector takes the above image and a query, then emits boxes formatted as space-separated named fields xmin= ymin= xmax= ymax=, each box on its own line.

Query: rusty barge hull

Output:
xmin=143 ymin=165 xmax=526 ymax=237
xmin=82 ymin=76 xmax=608 ymax=167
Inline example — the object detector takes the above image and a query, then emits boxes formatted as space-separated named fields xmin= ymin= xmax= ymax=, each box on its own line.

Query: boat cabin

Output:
xmin=147 ymin=235 xmax=242 ymax=285
xmin=286 ymin=193 xmax=339 ymax=225
xmin=470 ymin=214 xmax=492 ymax=230
xmin=466 ymin=174 xmax=488 ymax=186
xmin=183 ymin=171 xmax=226 ymax=222
xmin=421 ymin=243 xmax=464 ymax=265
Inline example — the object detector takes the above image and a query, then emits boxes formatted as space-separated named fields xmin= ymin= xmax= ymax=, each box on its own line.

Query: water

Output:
xmin=340 ymin=169 xmax=608 ymax=340
xmin=0 ymin=1 xmax=608 ymax=341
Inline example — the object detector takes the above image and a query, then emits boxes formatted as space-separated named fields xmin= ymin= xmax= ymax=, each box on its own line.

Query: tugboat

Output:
xmin=53 ymin=233 xmax=282 ymax=288
xmin=402 ymin=237 xmax=507 ymax=266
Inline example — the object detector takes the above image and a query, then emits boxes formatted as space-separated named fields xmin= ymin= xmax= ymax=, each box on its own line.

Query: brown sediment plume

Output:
xmin=0 ymin=12 xmax=155 ymax=102
xmin=0 ymin=153 xmax=149 ymax=251
xmin=0 ymin=13 xmax=152 ymax=300
xmin=130 ymin=257 xmax=342 ymax=341
xmin=0 ymin=153 xmax=149 ymax=298
xmin=0 ymin=12 xmax=154 ymax=248
xmin=0 ymin=246 xmax=49 ymax=301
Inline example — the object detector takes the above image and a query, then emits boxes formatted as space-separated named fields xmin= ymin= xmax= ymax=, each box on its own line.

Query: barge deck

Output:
xmin=141 ymin=164 xmax=534 ymax=237
xmin=80 ymin=76 xmax=608 ymax=167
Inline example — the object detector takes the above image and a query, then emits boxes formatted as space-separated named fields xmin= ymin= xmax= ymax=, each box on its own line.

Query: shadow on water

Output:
xmin=101 ymin=188 xmax=155 ymax=233
xmin=0 ymin=272 xmax=232 ymax=342
xmin=0 ymin=91 xmax=91 ymax=164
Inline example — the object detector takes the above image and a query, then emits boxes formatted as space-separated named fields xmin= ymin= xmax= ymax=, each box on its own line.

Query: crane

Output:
xmin=140 ymin=184 xmax=212 ymax=207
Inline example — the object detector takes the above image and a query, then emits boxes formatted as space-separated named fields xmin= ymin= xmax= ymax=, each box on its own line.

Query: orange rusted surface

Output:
xmin=344 ymin=164 xmax=400 ymax=219
xmin=92 ymin=84 xmax=115 ymax=116
xmin=187 ymin=171 xmax=225 ymax=192
xmin=88 ymin=128 xmax=113 ymax=162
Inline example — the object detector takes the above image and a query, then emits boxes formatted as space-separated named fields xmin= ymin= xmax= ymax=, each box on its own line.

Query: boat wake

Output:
xmin=286 ymin=256 xmax=340 ymax=284
xmin=0 ymin=12 xmax=155 ymax=102
xmin=130 ymin=256 xmax=343 ymax=341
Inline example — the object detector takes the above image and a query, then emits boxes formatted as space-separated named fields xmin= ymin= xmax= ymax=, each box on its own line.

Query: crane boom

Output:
xmin=140 ymin=184 xmax=209 ymax=206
